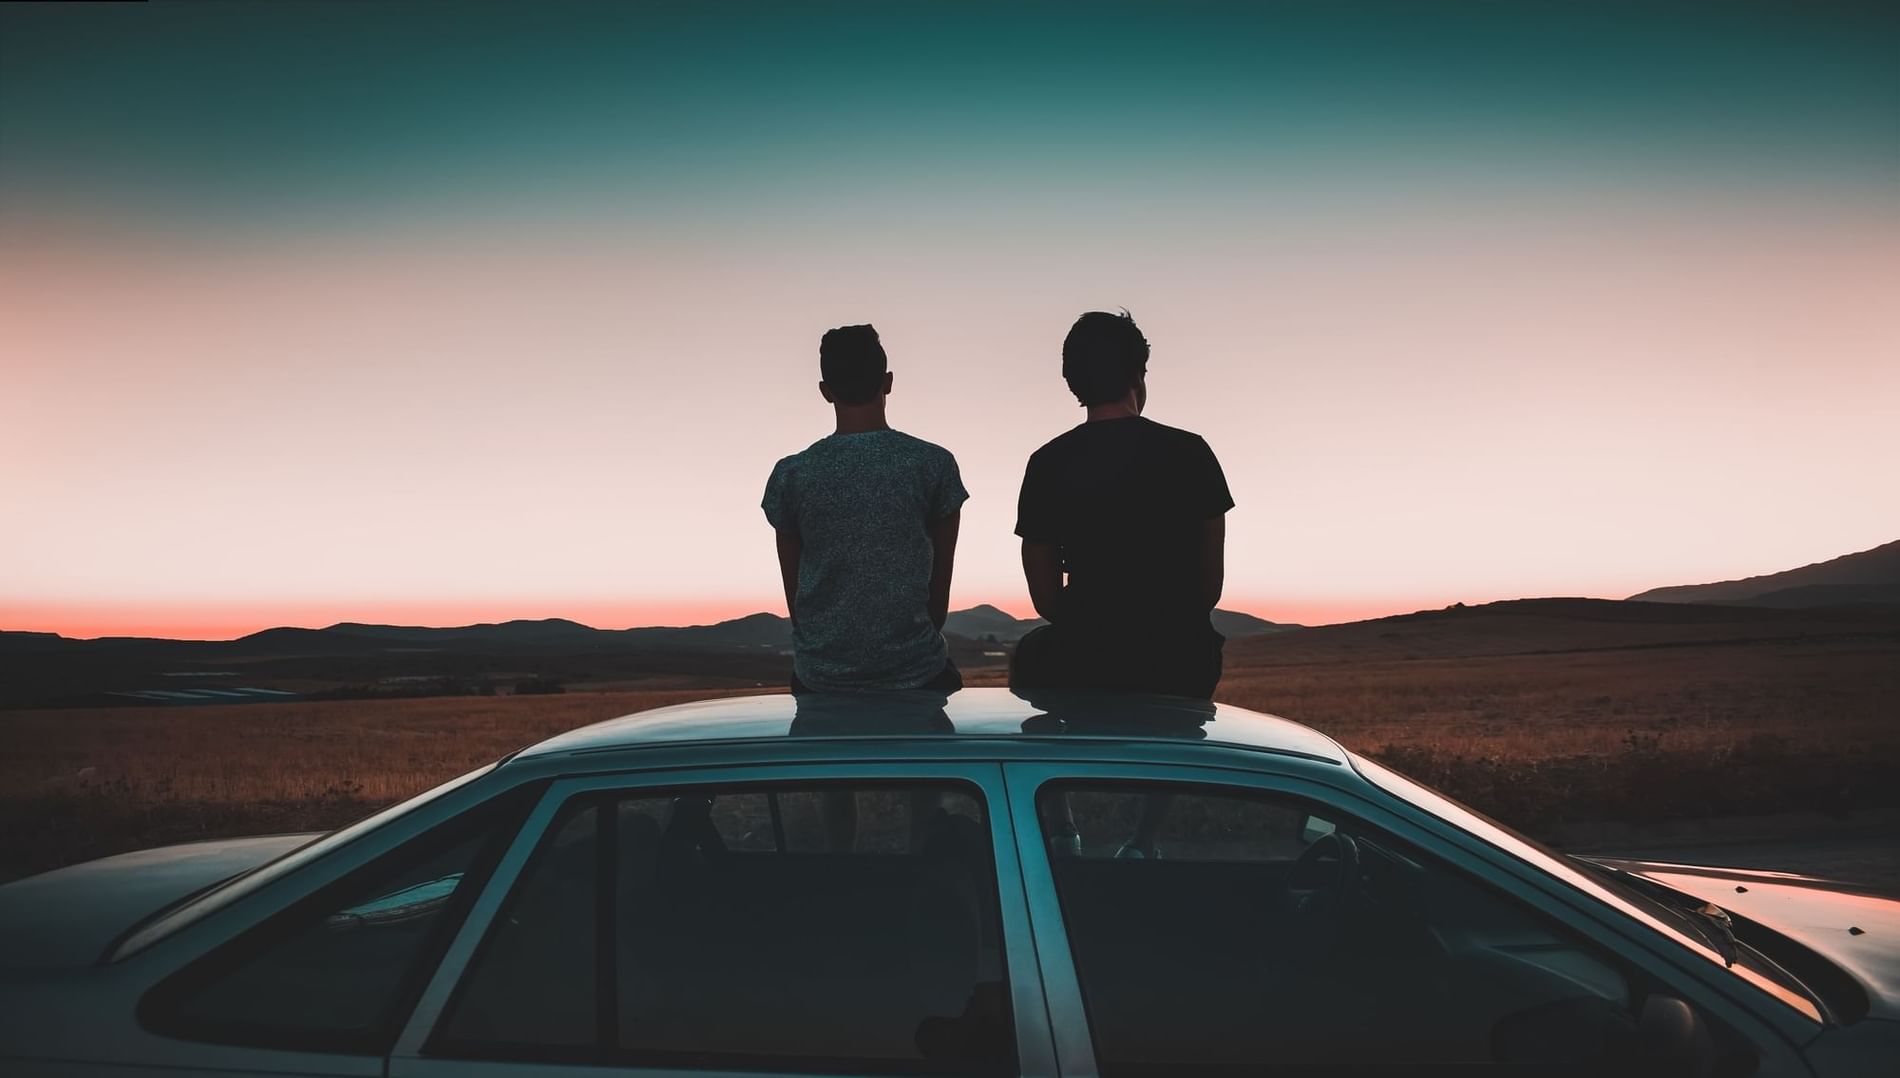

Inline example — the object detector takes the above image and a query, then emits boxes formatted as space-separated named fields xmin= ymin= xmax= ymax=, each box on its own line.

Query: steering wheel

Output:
xmin=1287 ymin=830 xmax=1362 ymax=916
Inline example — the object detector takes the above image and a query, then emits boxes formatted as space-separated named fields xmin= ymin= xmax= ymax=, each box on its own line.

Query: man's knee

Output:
xmin=1008 ymin=624 xmax=1065 ymax=689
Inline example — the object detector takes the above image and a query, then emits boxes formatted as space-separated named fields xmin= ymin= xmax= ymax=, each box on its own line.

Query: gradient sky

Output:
xmin=4 ymin=3 xmax=1898 ymax=639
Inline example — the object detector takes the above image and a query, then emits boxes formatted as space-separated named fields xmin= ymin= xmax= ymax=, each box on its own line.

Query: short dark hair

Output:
xmin=819 ymin=324 xmax=888 ymax=405
xmin=1062 ymin=310 xmax=1149 ymax=406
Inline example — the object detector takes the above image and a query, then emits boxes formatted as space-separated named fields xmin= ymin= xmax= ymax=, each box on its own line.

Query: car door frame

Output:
xmin=56 ymin=770 xmax=541 ymax=1078
xmin=999 ymin=758 xmax=1818 ymax=1078
xmin=389 ymin=759 xmax=1060 ymax=1078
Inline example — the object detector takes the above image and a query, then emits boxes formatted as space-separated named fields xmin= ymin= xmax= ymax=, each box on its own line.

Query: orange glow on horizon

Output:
xmin=0 ymin=598 xmax=774 ymax=642
xmin=2 ymin=594 xmax=1483 ymax=641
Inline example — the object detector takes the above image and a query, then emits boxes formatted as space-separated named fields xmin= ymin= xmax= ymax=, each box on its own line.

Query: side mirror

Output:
xmin=1637 ymin=995 xmax=1715 ymax=1078
xmin=1492 ymin=994 xmax=1717 ymax=1077
xmin=1300 ymin=815 xmax=1337 ymax=845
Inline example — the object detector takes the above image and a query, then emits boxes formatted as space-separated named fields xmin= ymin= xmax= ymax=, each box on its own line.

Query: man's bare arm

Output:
xmin=775 ymin=528 xmax=801 ymax=627
xmin=1022 ymin=539 xmax=1064 ymax=623
xmin=927 ymin=511 xmax=961 ymax=631
xmin=1200 ymin=515 xmax=1226 ymax=612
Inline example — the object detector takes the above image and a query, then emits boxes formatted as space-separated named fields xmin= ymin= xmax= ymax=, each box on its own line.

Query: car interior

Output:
xmin=1038 ymin=784 xmax=1724 ymax=1076
xmin=437 ymin=783 xmax=1015 ymax=1074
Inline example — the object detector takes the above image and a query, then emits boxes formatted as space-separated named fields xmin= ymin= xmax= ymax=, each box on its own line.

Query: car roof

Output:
xmin=515 ymin=687 xmax=1347 ymax=765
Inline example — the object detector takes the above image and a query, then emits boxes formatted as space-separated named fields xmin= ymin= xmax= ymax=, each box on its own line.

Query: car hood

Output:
xmin=0 ymin=833 xmax=321 ymax=969
xmin=1587 ymin=857 xmax=1900 ymax=1020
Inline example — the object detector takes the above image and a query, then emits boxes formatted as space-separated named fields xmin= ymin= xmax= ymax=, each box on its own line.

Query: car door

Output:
xmin=1000 ymin=760 xmax=1814 ymax=1078
xmin=389 ymin=760 xmax=1059 ymax=1078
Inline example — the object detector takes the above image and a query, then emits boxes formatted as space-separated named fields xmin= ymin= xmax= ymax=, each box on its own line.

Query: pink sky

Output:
xmin=5 ymin=187 xmax=1898 ymax=640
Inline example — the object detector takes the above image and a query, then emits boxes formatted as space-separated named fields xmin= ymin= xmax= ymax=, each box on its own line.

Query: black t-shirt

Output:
xmin=1014 ymin=416 xmax=1234 ymax=632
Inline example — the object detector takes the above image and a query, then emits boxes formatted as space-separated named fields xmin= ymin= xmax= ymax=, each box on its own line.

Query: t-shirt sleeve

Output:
xmin=1190 ymin=436 xmax=1236 ymax=519
xmin=1014 ymin=451 xmax=1061 ymax=542
xmin=761 ymin=458 xmax=796 ymax=531
xmin=930 ymin=450 xmax=970 ymax=520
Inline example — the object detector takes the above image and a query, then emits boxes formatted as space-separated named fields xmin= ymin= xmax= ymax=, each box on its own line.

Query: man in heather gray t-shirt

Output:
xmin=763 ymin=325 xmax=968 ymax=692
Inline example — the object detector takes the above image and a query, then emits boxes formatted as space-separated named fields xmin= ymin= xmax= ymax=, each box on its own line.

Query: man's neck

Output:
xmin=1085 ymin=401 xmax=1141 ymax=423
xmin=833 ymin=405 xmax=891 ymax=435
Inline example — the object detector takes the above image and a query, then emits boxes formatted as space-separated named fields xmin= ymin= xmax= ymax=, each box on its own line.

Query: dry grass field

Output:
xmin=0 ymin=688 xmax=759 ymax=882
xmin=1221 ymin=640 xmax=1900 ymax=832
xmin=4 ymin=603 xmax=1897 ymax=882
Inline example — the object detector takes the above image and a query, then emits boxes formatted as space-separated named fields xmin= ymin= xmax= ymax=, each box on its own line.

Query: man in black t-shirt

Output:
xmin=1011 ymin=310 xmax=1234 ymax=699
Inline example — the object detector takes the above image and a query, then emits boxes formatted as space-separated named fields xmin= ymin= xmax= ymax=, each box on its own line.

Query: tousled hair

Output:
xmin=1062 ymin=310 xmax=1149 ymax=406
xmin=819 ymin=324 xmax=888 ymax=405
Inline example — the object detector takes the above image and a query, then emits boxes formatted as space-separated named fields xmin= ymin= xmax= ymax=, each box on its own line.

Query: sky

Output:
xmin=3 ymin=3 xmax=1898 ymax=639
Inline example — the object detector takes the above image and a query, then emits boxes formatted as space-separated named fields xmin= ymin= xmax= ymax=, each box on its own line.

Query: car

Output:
xmin=1 ymin=688 xmax=1895 ymax=1077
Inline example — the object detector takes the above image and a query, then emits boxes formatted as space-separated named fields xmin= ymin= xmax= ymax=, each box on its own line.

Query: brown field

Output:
xmin=4 ymin=607 xmax=1898 ymax=882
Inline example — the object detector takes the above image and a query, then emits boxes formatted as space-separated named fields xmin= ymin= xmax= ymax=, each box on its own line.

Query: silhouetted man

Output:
xmin=764 ymin=324 xmax=967 ymax=693
xmin=1011 ymin=310 xmax=1232 ymax=699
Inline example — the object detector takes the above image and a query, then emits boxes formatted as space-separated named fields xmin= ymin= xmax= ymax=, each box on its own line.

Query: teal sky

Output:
xmin=4 ymin=4 xmax=1897 ymax=637
xmin=6 ymin=4 xmax=1896 ymax=215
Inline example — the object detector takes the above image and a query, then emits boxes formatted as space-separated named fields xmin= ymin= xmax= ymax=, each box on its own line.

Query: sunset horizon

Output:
xmin=8 ymin=532 xmax=1893 ymax=642
xmin=6 ymin=5 xmax=1896 ymax=646
xmin=7 ymin=592 xmax=1492 ymax=641
xmin=5 ymin=4 xmax=1900 ymax=1024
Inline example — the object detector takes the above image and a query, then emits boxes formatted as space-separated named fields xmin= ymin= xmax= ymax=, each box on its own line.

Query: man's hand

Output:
xmin=775 ymin=528 xmax=802 ymax=627
xmin=928 ymin=511 xmax=961 ymax=631
xmin=1021 ymin=539 xmax=1063 ymax=623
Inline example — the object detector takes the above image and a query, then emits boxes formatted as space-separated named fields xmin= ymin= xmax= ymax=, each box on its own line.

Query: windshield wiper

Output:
xmin=1683 ymin=901 xmax=1741 ymax=967
xmin=1575 ymin=858 xmax=1739 ymax=966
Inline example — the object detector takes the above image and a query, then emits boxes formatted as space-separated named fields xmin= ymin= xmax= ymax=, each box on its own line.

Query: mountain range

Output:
xmin=0 ymin=605 xmax=1292 ymax=657
xmin=4 ymin=539 xmax=1890 ymax=709
xmin=1627 ymin=539 xmax=1900 ymax=608
xmin=0 ymin=605 xmax=1296 ymax=708
xmin=942 ymin=604 xmax=1295 ymax=643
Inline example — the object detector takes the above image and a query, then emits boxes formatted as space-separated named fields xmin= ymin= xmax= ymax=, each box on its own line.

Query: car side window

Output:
xmin=434 ymin=781 xmax=1014 ymax=1075
xmin=141 ymin=788 xmax=530 ymax=1054
xmin=1040 ymin=782 xmax=1655 ymax=1075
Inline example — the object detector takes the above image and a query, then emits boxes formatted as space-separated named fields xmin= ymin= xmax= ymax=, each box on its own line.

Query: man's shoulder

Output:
xmin=1028 ymin=422 xmax=1091 ymax=461
xmin=769 ymin=445 xmax=813 ymax=475
xmin=1137 ymin=417 xmax=1211 ymax=447
xmin=774 ymin=433 xmax=847 ymax=465
xmin=1034 ymin=418 xmax=1210 ymax=456
xmin=887 ymin=430 xmax=959 ymax=465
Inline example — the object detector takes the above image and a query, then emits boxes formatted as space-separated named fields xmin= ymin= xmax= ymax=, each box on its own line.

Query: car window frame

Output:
xmin=114 ymin=762 xmax=501 ymax=961
xmin=134 ymin=779 xmax=541 ymax=1057
xmin=999 ymin=759 xmax=1813 ymax=1078
xmin=1348 ymin=752 xmax=1830 ymax=1022
xmin=389 ymin=760 xmax=1056 ymax=1078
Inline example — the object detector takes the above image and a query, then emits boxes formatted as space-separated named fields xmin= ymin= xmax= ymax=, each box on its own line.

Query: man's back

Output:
xmin=764 ymin=429 xmax=966 ymax=690
xmin=1016 ymin=416 xmax=1232 ymax=632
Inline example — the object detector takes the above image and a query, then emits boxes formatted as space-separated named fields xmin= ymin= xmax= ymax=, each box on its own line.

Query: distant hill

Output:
xmin=1224 ymin=596 xmax=1900 ymax=666
xmin=1628 ymin=540 xmax=1900 ymax=608
xmin=0 ymin=612 xmax=809 ymax=709
xmin=943 ymin=603 xmax=1296 ymax=642
xmin=944 ymin=605 xmax=1040 ymax=642
xmin=0 ymin=631 xmax=73 ymax=655
xmin=13 ymin=597 xmax=1893 ymax=710
xmin=1211 ymin=609 xmax=1299 ymax=638
xmin=624 ymin=612 xmax=791 ymax=649
xmin=8 ymin=603 xmax=1296 ymax=657
xmin=322 ymin=618 xmax=602 ymax=646
xmin=209 ymin=615 xmax=795 ymax=656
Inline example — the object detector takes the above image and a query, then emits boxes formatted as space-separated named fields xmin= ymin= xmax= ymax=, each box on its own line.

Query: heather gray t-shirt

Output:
xmin=763 ymin=430 xmax=968 ymax=691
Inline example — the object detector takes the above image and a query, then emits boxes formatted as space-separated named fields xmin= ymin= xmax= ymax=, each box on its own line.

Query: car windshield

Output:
xmin=1349 ymin=752 xmax=1824 ymax=1023
xmin=112 ymin=762 xmax=498 ymax=960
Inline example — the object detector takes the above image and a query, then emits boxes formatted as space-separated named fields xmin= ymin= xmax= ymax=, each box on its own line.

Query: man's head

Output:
xmin=1062 ymin=310 xmax=1149 ymax=410
xmin=819 ymin=324 xmax=891 ymax=405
